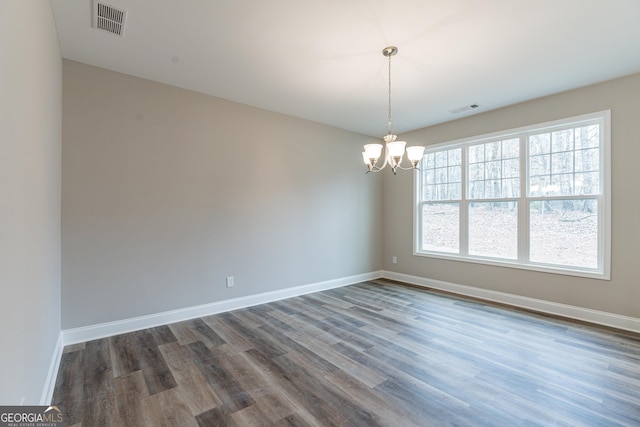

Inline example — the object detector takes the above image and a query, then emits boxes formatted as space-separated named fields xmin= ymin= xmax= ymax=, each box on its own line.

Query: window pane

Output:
xmin=485 ymin=141 xmax=501 ymax=161
xmin=528 ymin=124 xmax=601 ymax=198
xmin=503 ymin=158 xmax=519 ymax=178
xmin=448 ymin=184 xmax=461 ymax=200
xmin=552 ymin=129 xmax=574 ymax=152
xmin=530 ymin=154 xmax=550 ymax=176
xmin=448 ymin=166 xmax=461 ymax=183
xmin=502 ymin=178 xmax=519 ymax=198
xmin=449 ymin=149 xmax=462 ymax=165
xmin=529 ymin=176 xmax=550 ymax=196
xmin=550 ymin=173 xmax=573 ymax=195
xmin=469 ymin=181 xmax=484 ymax=199
xmin=486 ymin=180 xmax=501 ymax=198
xmin=575 ymin=172 xmax=599 ymax=195
xmin=575 ymin=125 xmax=599 ymax=149
xmin=422 ymin=148 xmax=462 ymax=201
xmin=551 ymin=152 xmax=574 ymax=175
xmin=425 ymin=185 xmax=434 ymax=198
xmin=424 ymin=153 xmax=436 ymax=169
xmin=485 ymin=161 xmax=501 ymax=179
xmin=502 ymin=138 xmax=520 ymax=158
xmin=469 ymin=145 xmax=484 ymax=163
xmin=469 ymin=163 xmax=484 ymax=180
xmin=529 ymin=133 xmax=550 ymax=155
xmin=468 ymin=139 xmax=520 ymax=199
xmin=422 ymin=203 xmax=459 ymax=253
xmin=424 ymin=168 xmax=435 ymax=185
xmin=530 ymin=199 xmax=598 ymax=268
xmin=435 ymin=167 xmax=447 ymax=184
xmin=575 ymin=148 xmax=599 ymax=172
xmin=469 ymin=202 xmax=518 ymax=259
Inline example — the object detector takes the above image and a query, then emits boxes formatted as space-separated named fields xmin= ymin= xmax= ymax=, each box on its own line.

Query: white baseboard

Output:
xmin=62 ymin=271 xmax=382 ymax=346
xmin=49 ymin=269 xmax=638 ymax=403
xmin=382 ymin=270 xmax=640 ymax=334
xmin=40 ymin=331 xmax=63 ymax=405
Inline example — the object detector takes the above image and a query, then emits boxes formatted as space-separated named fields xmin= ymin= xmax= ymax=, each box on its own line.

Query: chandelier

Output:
xmin=362 ymin=46 xmax=425 ymax=174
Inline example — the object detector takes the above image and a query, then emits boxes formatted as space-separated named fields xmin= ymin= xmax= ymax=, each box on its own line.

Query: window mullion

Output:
xmin=518 ymin=134 xmax=529 ymax=262
xmin=460 ymin=146 xmax=468 ymax=255
xmin=414 ymin=165 xmax=424 ymax=255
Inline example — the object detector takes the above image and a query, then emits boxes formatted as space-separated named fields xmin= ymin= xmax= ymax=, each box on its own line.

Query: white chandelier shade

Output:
xmin=363 ymin=46 xmax=425 ymax=174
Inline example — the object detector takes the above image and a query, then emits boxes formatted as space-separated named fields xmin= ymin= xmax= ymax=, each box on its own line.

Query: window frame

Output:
xmin=413 ymin=110 xmax=611 ymax=280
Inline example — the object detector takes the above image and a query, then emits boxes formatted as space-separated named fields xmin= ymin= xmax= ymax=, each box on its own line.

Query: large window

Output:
xmin=414 ymin=111 xmax=610 ymax=279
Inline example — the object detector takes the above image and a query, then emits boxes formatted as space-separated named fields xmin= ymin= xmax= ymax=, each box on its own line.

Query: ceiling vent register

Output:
xmin=448 ymin=104 xmax=481 ymax=114
xmin=93 ymin=0 xmax=127 ymax=36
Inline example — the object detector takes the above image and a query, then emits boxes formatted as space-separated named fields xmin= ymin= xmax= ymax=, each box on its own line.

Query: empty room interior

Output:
xmin=2 ymin=0 xmax=640 ymax=425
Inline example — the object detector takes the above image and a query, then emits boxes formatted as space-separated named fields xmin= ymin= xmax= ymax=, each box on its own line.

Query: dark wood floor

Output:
xmin=52 ymin=280 xmax=640 ymax=426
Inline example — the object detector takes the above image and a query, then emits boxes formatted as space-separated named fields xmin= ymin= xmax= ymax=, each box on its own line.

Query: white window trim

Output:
xmin=413 ymin=110 xmax=611 ymax=280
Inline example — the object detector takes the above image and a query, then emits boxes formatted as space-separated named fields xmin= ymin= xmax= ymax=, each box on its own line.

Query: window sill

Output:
xmin=413 ymin=250 xmax=610 ymax=281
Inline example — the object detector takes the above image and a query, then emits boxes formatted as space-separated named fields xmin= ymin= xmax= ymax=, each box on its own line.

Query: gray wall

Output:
xmin=0 ymin=1 xmax=62 ymax=404
xmin=62 ymin=61 xmax=382 ymax=329
xmin=384 ymin=73 xmax=640 ymax=318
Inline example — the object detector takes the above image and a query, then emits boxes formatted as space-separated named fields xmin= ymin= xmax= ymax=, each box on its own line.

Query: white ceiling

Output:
xmin=51 ymin=0 xmax=640 ymax=137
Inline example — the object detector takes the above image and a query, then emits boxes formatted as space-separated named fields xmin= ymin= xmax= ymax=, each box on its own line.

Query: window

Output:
xmin=414 ymin=111 xmax=610 ymax=279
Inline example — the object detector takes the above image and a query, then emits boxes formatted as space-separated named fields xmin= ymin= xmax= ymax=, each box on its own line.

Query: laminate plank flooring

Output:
xmin=52 ymin=280 xmax=640 ymax=426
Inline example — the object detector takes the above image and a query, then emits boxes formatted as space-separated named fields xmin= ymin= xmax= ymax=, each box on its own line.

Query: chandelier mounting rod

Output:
xmin=383 ymin=46 xmax=397 ymax=135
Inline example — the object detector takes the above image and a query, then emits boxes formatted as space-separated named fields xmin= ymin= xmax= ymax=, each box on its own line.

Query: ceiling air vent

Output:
xmin=448 ymin=103 xmax=481 ymax=114
xmin=93 ymin=1 xmax=127 ymax=36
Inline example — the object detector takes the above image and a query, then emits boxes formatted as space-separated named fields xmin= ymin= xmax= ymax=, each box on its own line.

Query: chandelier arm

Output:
xmin=366 ymin=158 xmax=389 ymax=173
xmin=393 ymin=150 xmax=423 ymax=171
xmin=363 ymin=148 xmax=389 ymax=173
xmin=395 ymin=164 xmax=422 ymax=171
xmin=383 ymin=143 xmax=390 ymax=168
xmin=373 ymin=143 xmax=390 ymax=170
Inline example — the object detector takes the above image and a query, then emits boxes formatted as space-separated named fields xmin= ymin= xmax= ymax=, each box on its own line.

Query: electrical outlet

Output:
xmin=392 ymin=256 xmax=397 ymax=264
xmin=226 ymin=276 xmax=235 ymax=288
